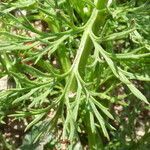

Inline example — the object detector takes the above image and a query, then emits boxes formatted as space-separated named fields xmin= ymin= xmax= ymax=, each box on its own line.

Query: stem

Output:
xmin=69 ymin=0 xmax=108 ymax=91
xmin=49 ymin=10 xmax=72 ymax=83
xmin=0 ymin=53 xmax=12 ymax=72
xmin=79 ymin=0 xmax=108 ymax=76
xmin=66 ymin=0 xmax=108 ymax=147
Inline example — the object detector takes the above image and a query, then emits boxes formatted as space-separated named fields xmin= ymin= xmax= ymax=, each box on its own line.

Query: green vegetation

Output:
xmin=0 ymin=0 xmax=149 ymax=149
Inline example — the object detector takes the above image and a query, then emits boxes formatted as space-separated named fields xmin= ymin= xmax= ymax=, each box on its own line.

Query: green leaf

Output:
xmin=12 ymin=88 xmax=38 ymax=104
xmin=25 ymin=114 xmax=45 ymax=131
xmin=0 ymin=42 xmax=39 ymax=52
xmin=21 ymin=64 xmax=51 ymax=78
xmin=91 ymin=96 xmax=114 ymax=120
xmin=89 ymin=99 xmax=109 ymax=139
xmin=93 ymin=41 xmax=149 ymax=104
xmin=102 ymin=28 xmax=135 ymax=41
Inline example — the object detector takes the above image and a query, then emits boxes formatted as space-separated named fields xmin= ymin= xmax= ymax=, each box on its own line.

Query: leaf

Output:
xmin=73 ymin=80 xmax=82 ymax=121
xmin=93 ymin=41 xmax=149 ymax=104
xmin=25 ymin=114 xmax=45 ymax=131
xmin=0 ymin=42 xmax=39 ymax=52
xmin=120 ymin=69 xmax=150 ymax=82
xmin=2 ymin=0 xmax=36 ymax=13
xmin=91 ymin=96 xmax=114 ymax=120
xmin=89 ymin=99 xmax=109 ymax=139
xmin=29 ymin=89 xmax=51 ymax=108
xmin=93 ymin=42 xmax=119 ymax=77
xmin=113 ymin=53 xmax=150 ymax=59
xmin=21 ymin=64 xmax=51 ymax=78
xmin=10 ymin=71 xmax=43 ymax=86
xmin=89 ymin=111 xmax=96 ymax=134
xmin=12 ymin=88 xmax=38 ymax=104
xmin=119 ymin=71 xmax=149 ymax=104
xmin=12 ymin=0 xmax=36 ymax=8
xmin=0 ymin=31 xmax=32 ymax=40
xmin=102 ymin=28 xmax=135 ymax=41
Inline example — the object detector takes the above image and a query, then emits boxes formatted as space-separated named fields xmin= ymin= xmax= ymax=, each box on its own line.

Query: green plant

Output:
xmin=0 ymin=0 xmax=149 ymax=149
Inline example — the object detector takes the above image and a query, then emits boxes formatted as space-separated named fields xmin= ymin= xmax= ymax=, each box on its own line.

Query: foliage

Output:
xmin=0 ymin=0 xmax=149 ymax=149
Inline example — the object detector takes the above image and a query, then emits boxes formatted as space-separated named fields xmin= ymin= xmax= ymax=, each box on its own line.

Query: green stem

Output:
xmin=49 ymin=15 xmax=72 ymax=83
xmin=66 ymin=0 xmax=108 ymax=147
xmin=0 ymin=53 xmax=12 ymax=72
xmin=69 ymin=0 xmax=108 ymax=91
xmin=79 ymin=0 xmax=108 ymax=75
